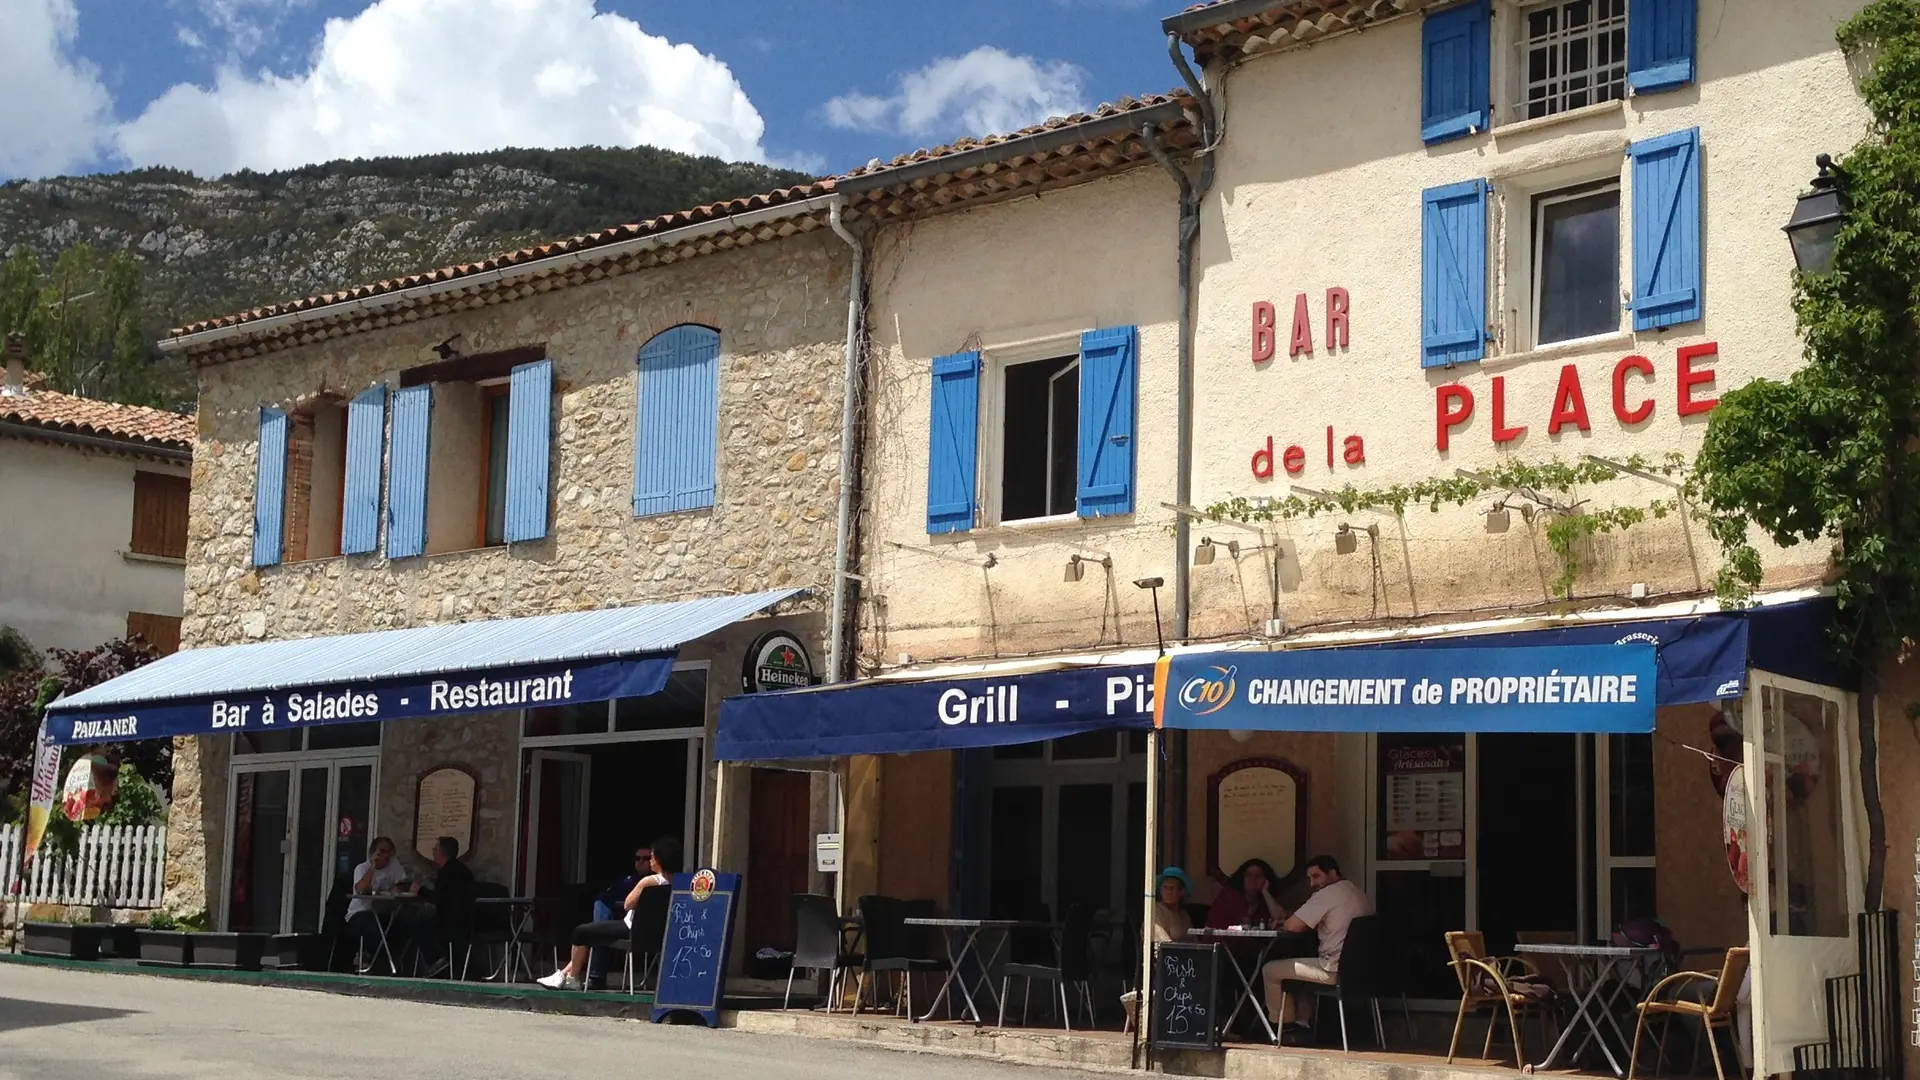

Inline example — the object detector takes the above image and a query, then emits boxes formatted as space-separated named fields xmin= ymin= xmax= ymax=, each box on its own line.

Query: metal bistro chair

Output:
xmin=853 ymin=895 xmax=950 ymax=1018
xmin=787 ymin=894 xmax=863 ymax=1011
xmin=1627 ymin=947 xmax=1749 ymax=1080
xmin=463 ymin=882 xmax=513 ymax=981
xmin=999 ymin=904 xmax=1095 ymax=1030
xmin=1446 ymin=930 xmax=1557 ymax=1068
xmin=612 ymin=885 xmax=672 ymax=995
xmin=1298 ymin=914 xmax=1390 ymax=1052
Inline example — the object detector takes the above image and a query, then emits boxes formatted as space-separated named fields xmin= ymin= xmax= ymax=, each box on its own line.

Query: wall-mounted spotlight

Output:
xmin=1485 ymin=502 xmax=1512 ymax=534
xmin=1064 ymin=553 xmax=1110 ymax=582
xmin=1195 ymin=537 xmax=1216 ymax=565
xmin=1135 ymin=577 xmax=1167 ymax=655
xmin=1335 ymin=523 xmax=1357 ymax=555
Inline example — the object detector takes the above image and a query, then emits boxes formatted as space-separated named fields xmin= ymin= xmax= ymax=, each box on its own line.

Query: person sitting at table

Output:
xmin=346 ymin=837 xmax=412 ymax=960
xmin=409 ymin=835 xmax=476 ymax=977
xmin=1260 ymin=854 xmax=1374 ymax=1042
xmin=1152 ymin=867 xmax=1194 ymax=943
xmin=1206 ymin=858 xmax=1287 ymax=930
xmin=579 ymin=842 xmax=654 ymax=991
xmin=537 ymin=836 xmax=682 ymax=990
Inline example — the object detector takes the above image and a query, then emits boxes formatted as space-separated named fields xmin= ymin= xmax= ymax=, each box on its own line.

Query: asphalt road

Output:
xmin=0 ymin=964 xmax=1091 ymax=1080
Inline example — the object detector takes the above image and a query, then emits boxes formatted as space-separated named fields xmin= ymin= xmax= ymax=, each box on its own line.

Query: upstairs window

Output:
xmin=130 ymin=471 xmax=189 ymax=559
xmin=1518 ymin=0 xmax=1628 ymax=121
xmin=1533 ymin=181 xmax=1622 ymax=346
xmin=1000 ymin=355 xmax=1079 ymax=522
xmin=482 ymin=384 xmax=511 ymax=546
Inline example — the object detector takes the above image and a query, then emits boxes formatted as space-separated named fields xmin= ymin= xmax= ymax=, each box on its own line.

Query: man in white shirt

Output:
xmin=1261 ymin=854 xmax=1374 ymax=1038
xmin=345 ymin=836 xmax=411 ymax=949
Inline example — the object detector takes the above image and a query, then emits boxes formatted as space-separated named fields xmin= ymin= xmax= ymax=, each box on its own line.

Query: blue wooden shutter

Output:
xmin=926 ymin=351 xmax=980 ymax=535
xmin=1077 ymin=326 xmax=1137 ymax=519
xmin=1628 ymin=0 xmax=1696 ymax=94
xmin=1421 ymin=179 xmax=1489 ymax=368
xmin=634 ymin=325 xmax=720 ymax=517
xmin=1629 ymin=127 xmax=1703 ymax=331
xmin=385 ymin=384 xmax=432 ymax=558
xmin=504 ymin=358 xmax=553 ymax=543
xmin=252 ymin=407 xmax=287 ymax=567
xmin=340 ymin=384 xmax=387 ymax=555
xmin=1421 ymin=0 xmax=1489 ymax=144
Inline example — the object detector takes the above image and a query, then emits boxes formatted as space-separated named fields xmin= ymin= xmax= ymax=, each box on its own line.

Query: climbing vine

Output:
xmin=1689 ymin=0 xmax=1920 ymax=907
xmin=1202 ymin=453 xmax=1687 ymax=599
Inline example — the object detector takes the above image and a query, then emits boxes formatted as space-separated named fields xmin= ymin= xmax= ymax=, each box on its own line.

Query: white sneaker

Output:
xmin=536 ymin=969 xmax=570 ymax=989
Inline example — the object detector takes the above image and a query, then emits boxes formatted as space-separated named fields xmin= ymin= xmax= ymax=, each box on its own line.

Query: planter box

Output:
xmin=101 ymin=924 xmax=141 ymax=960
xmin=193 ymin=932 xmax=270 ymax=971
xmin=21 ymin=922 xmax=106 ymax=961
xmin=268 ymin=933 xmax=329 ymax=971
xmin=137 ymin=929 xmax=194 ymax=967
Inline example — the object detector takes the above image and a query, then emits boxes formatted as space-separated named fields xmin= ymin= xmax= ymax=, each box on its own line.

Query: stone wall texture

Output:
xmin=167 ymin=233 xmax=849 ymax=917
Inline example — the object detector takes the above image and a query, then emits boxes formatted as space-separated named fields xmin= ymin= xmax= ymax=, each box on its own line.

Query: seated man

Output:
xmin=538 ymin=836 xmax=682 ymax=991
xmin=580 ymin=844 xmax=652 ymax=991
xmin=345 ymin=837 xmax=412 ymax=965
xmin=410 ymin=835 xmax=476 ymax=976
xmin=1260 ymin=854 xmax=1374 ymax=1041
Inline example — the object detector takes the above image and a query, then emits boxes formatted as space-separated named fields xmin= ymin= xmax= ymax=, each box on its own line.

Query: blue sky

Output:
xmin=4 ymin=0 xmax=1187 ymax=182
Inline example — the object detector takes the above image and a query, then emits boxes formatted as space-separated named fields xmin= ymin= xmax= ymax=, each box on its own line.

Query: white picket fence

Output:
xmin=0 ymin=824 xmax=166 ymax=908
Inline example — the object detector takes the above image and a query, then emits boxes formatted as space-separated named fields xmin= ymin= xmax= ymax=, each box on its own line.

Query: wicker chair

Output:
xmin=1445 ymin=930 xmax=1557 ymax=1068
xmin=1627 ymin=947 xmax=1749 ymax=1080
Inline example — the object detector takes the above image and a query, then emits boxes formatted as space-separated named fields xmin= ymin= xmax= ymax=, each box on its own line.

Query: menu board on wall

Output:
xmin=414 ymin=766 xmax=477 ymax=861
xmin=1379 ymin=735 xmax=1465 ymax=861
xmin=1216 ymin=765 xmax=1299 ymax=883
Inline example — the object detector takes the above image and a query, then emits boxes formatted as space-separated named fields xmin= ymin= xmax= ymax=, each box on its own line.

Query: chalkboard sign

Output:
xmin=650 ymin=868 xmax=741 ymax=1027
xmin=1150 ymin=942 xmax=1220 ymax=1050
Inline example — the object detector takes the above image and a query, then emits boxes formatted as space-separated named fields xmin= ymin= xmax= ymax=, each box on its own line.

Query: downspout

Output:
xmin=826 ymin=195 xmax=865 ymax=922
xmin=1147 ymin=33 xmax=1221 ymax=874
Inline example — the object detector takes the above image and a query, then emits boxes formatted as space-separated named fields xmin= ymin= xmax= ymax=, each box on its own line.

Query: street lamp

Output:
xmin=1783 ymin=154 xmax=1849 ymax=275
xmin=1135 ymin=577 xmax=1166 ymax=655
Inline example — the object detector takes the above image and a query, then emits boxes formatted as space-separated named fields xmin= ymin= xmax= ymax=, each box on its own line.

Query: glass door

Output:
xmin=1369 ymin=732 xmax=1473 ymax=998
xmin=524 ymin=750 xmax=592 ymax=897
xmin=1744 ymin=672 xmax=1863 ymax=1076
xmin=227 ymin=767 xmax=292 ymax=933
xmin=226 ymin=756 xmax=377 ymax=933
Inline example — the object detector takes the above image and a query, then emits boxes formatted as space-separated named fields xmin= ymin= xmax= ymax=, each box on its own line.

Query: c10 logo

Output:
xmin=1178 ymin=666 xmax=1237 ymax=716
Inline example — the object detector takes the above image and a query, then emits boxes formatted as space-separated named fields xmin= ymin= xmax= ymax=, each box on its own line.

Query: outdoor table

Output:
xmin=1515 ymin=942 xmax=1662 ymax=1077
xmin=1185 ymin=927 xmax=1317 ymax=1045
xmin=903 ymin=917 xmax=1052 ymax=1024
xmin=474 ymin=896 xmax=559 ymax=983
xmin=358 ymin=892 xmax=430 ymax=975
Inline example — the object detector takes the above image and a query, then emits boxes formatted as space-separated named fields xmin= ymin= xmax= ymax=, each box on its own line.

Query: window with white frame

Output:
xmin=1517 ymin=0 xmax=1628 ymax=121
xmin=999 ymin=355 xmax=1080 ymax=522
xmin=1532 ymin=180 xmax=1621 ymax=346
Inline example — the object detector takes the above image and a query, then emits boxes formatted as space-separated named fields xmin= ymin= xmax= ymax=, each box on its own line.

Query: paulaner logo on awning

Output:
xmin=68 ymin=716 xmax=139 ymax=740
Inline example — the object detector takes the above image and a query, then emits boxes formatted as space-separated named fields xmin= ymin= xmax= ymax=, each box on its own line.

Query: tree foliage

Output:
xmin=0 ymin=636 xmax=168 ymax=822
xmin=1689 ymin=0 xmax=1920 ymax=907
xmin=0 ymin=243 xmax=178 ymax=408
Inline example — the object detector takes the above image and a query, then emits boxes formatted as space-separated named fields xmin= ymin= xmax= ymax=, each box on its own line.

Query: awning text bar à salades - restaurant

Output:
xmin=44 ymin=588 xmax=805 ymax=746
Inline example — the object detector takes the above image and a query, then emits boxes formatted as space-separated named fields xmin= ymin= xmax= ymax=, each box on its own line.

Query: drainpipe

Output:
xmin=826 ymin=195 xmax=865 ymax=921
xmin=1146 ymin=32 xmax=1221 ymax=875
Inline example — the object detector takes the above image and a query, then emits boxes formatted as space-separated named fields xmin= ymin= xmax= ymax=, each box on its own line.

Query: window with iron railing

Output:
xmin=1518 ymin=0 xmax=1628 ymax=121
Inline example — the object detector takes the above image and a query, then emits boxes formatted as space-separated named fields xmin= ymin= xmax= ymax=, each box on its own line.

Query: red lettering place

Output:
xmin=1434 ymin=344 xmax=1719 ymax=451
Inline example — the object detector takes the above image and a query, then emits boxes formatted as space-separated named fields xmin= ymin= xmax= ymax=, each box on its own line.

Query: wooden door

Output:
xmin=746 ymin=768 xmax=812 ymax=953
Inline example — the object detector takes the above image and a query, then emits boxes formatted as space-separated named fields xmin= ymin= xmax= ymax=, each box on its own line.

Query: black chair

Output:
xmin=463 ymin=881 xmax=513 ymax=980
xmin=317 ymin=884 xmax=352 ymax=972
xmin=610 ymin=885 xmax=671 ymax=995
xmin=854 ymin=895 xmax=950 ymax=1018
xmin=431 ymin=872 xmax=479 ymax=980
xmin=1302 ymin=914 xmax=1390 ymax=1052
xmin=999 ymin=904 xmax=1096 ymax=1030
xmin=786 ymin=894 xmax=863 ymax=1010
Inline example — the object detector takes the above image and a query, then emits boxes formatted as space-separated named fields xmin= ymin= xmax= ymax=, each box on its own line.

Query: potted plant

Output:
xmin=137 ymin=909 xmax=204 ymax=967
xmin=193 ymin=925 xmax=272 ymax=971
xmin=21 ymin=917 xmax=108 ymax=961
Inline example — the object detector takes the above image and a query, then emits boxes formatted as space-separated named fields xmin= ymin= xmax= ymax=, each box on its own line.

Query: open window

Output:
xmin=999 ymin=355 xmax=1080 ymax=523
xmin=285 ymin=402 xmax=347 ymax=562
xmin=391 ymin=346 xmax=552 ymax=556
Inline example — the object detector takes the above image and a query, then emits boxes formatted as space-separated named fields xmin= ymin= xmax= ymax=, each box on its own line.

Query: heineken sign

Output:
xmin=743 ymin=632 xmax=817 ymax=693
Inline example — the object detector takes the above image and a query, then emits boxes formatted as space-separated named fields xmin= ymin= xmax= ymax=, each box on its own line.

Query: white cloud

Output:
xmin=187 ymin=0 xmax=312 ymax=59
xmin=823 ymin=46 xmax=1088 ymax=141
xmin=0 ymin=0 xmax=113 ymax=179
xmin=119 ymin=0 xmax=769 ymax=176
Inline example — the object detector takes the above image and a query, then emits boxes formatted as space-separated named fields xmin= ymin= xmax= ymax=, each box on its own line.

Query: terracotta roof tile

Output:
xmin=1169 ymin=0 xmax=1431 ymax=58
xmin=0 ymin=388 xmax=195 ymax=451
xmin=165 ymin=91 xmax=1196 ymax=345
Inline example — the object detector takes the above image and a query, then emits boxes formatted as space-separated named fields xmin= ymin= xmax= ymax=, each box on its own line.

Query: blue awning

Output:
xmin=45 ymin=588 xmax=805 ymax=746
xmin=714 ymin=598 xmax=1844 ymax=761
xmin=716 ymin=664 xmax=1156 ymax=761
